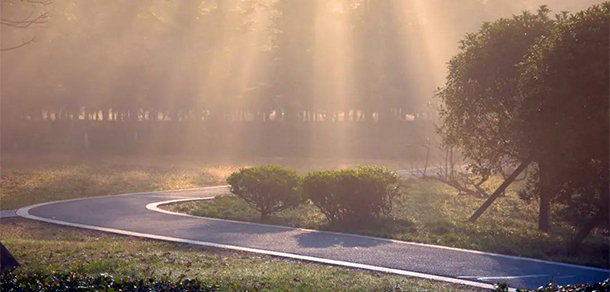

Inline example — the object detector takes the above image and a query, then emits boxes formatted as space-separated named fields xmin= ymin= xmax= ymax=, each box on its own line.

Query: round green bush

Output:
xmin=226 ymin=165 xmax=301 ymax=220
xmin=301 ymin=165 xmax=402 ymax=226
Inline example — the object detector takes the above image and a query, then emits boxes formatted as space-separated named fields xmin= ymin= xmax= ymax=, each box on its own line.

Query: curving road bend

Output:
xmin=17 ymin=186 xmax=609 ymax=291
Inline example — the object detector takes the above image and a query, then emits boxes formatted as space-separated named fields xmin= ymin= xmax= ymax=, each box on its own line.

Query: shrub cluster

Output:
xmin=226 ymin=165 xmax=402 ymax=225
xmin=0 ymin=270 xmax=219 ymax=292
xmin=301 ymin=166 xmax=402 ymax=226
xmin=226 ymin=165 xmax=301 ymax=220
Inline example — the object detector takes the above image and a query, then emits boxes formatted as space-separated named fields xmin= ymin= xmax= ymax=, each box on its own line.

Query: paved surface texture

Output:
xmin=0 ymin=209 xmax=18 ymax=219
xmin=17 ymin=186 xmax=609 ymax=290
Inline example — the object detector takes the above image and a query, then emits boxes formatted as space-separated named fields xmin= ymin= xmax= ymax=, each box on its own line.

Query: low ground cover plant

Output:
xmin=226 ymin=165 xmax=301 ymax=220
xmin=2 ymin=270 xmax=607 ymax=292
xmin=301 ymin=165 xmax=402 ymax=226
xmin=495 ymin=278 xmax=609 ymax=292
xmin=0 ymin=270 xmax=219 ymax=292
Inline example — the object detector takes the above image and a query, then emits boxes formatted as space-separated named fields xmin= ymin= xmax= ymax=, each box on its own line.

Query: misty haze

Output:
xmin=1 ymin=1 xmax=608 ymax=291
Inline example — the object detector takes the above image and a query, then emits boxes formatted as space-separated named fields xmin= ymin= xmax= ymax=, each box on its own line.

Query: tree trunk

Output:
xmin=468 ymin=159 xmax=531 ymax=222
xmin=538 ymin=162 xmax=551 ymax=232
xmin=538 ymin=190 xmax=550 ymax=232
xmin=568 ymin=210 xmax=606 ymax=255
xmin=0 ymin=242 xmax=20 ymax=270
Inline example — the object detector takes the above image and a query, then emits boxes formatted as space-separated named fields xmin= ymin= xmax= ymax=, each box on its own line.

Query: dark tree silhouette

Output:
xmin=517 ymin=2 xmax=609 ymax=251
xmin=436 ymin=6 xmax=556 ymax=230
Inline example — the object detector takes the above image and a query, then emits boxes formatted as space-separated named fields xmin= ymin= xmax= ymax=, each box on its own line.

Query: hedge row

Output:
xmin=226 ymin=165 xmax=402 ymax=226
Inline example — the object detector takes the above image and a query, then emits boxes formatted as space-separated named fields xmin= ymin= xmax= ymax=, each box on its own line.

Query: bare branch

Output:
xmin=1 ymin=0 xmax=52 ymax=6
xmin=0 ymin=36 xmax=36 ymax=51
xmin=25 ymin=0 xmax=53 ymax=5
xmin=0 ymin=10 xmax=50 ymax=28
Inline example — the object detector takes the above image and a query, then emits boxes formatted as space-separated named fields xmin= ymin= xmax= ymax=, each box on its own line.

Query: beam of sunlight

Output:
xmin=311 ymin=0 xmax=356 ymax=158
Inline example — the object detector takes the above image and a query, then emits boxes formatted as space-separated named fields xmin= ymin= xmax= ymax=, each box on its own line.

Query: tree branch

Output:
xmin=0 ymin=10 xmax=50 ymax=28
xmin=0 ymin=36 xmax=36 ymax=51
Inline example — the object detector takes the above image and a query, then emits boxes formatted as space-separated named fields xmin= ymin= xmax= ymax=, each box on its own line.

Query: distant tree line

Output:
xmin=2 ymin=0 xmax=446 ymax=157
xmin=1 ymin=0 xmax=456 ymax=157
xmin=2 ymin=0 xmax=436 ymax=125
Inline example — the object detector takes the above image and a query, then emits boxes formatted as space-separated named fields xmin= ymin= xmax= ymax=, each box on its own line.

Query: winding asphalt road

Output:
xmin=17 ymin=186 xmax=609 ymax=291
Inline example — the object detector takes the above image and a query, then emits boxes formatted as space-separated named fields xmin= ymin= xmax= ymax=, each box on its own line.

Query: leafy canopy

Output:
xmin=437 ymin=6 xmax=555 ymax=176
xmin=301 ymin=165 xmax=402 ymax=226
xmin=226 ymin=165 xmax=302 ymax=220
xmin=516 ymin=2 xmax=609 ymax=222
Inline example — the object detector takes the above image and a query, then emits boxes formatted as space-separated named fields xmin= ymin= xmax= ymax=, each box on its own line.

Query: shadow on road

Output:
xmin=295 ymin=231 xmax=388 ymax=249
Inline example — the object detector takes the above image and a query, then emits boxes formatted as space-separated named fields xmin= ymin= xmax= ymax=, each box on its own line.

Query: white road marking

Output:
xmin=145 ymin=195 xmax=199 ymax=199
xmin=459 ymin=274 xmax=551 ymax=280
xmin=555 ymin=275 xmax=577 ymax=279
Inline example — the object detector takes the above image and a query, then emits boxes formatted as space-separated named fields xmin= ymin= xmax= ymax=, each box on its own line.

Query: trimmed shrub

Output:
xmin=226 ymin=165 xmax=301 ymax=220
xmin=0 ymin=270 xmax=219 ymax=291
xmin=301 ymin=165 xmax=402 ymax=226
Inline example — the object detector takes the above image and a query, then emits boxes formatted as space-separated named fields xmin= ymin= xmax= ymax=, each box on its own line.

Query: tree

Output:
xmin=0 ymin=0 xmax=53 ymax=271
xmin=268 ymin=0 xmax=317 ymax=123
xmin=516 ymin=2 xmax=609 ymax=251
xmin=1 ymin=0 xmax=51 ymax=51
xmin=436 ymin=7 xmax=556 ymax=230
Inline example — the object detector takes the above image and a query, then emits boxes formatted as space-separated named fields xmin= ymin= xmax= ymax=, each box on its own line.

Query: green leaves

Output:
xmin=437 ymin=5 xmax=556 ymax=174
xmin=516 ymin=2 xmax=609 ymax=225
xmin=226 ymin=165 xmax=302 ymax=220
xmin=301 ymin=166 xmax=402 ymax=226
xmin=439 ymin=1 xmax=609 ymax=244
xmin=226 ymin=164 xmax=403 ymax=226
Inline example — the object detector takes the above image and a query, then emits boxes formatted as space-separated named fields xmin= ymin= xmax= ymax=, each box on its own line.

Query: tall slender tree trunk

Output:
xmin=538 ymin=162 xmax=551 ymax=232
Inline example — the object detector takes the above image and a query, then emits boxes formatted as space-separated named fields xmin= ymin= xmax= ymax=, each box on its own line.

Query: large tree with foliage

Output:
xmin=437 ymin=6 xmax=555 ymax=175
xmin=516 ymin=2 xmax=609 ymax=252
xmin=436 ymin=6 xmax=556 ymax=230
xmin=439 ymin=1 xmax=609 ymax=252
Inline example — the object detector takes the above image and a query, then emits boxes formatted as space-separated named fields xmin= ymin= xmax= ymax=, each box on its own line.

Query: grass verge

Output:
xmin=1 ymin=218 xmax=480 ymax=292
xmin=166 ymin=179 xmax=609 ymax=268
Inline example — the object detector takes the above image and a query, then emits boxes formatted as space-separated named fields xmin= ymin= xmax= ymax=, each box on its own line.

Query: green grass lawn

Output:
xmin=0 ymin=154 xmax=408 ymax=210
xmin=1 ymin=153 xmax=607 ymax=288
xmin=166 ymin=179 xmax=609 ymax=269
xmin=1 ymin=218 xmax=480 ymax=292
